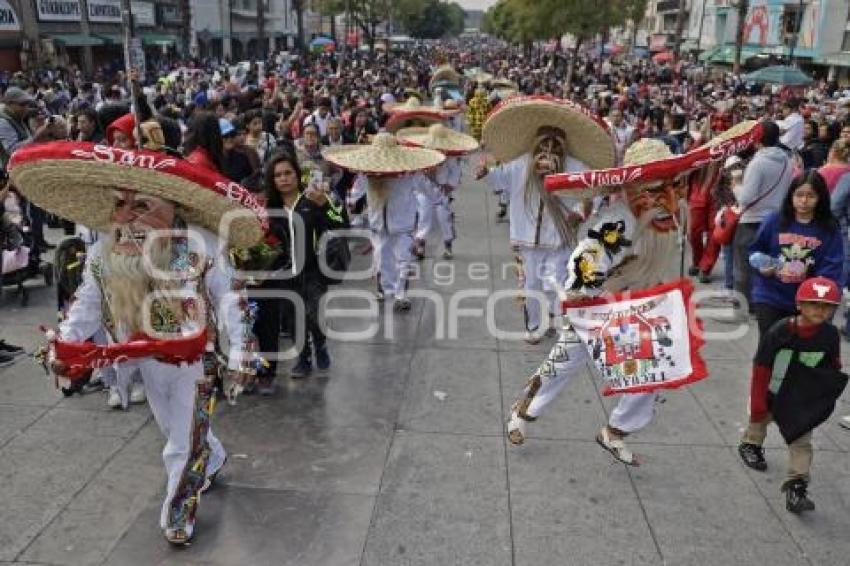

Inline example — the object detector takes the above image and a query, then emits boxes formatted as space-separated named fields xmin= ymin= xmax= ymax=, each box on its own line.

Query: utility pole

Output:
xmin=257 ymin=0 xmax=265 ymax=59
xmin=788 ymin=0 xmax=804 ymax=66
xmin=673 ymin=0 xmax=687 ymax=61
xmin=696 ymin=0 xmax=707 ymax=53
xmin=120 ymin=0 xmax=143 ymax=149
xmin=732 ymin=0 xmax=749 ymax=75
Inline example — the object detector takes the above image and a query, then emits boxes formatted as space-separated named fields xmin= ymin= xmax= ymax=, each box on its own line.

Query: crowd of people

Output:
xmin=3 ymin=35 xmax=850 ymax=540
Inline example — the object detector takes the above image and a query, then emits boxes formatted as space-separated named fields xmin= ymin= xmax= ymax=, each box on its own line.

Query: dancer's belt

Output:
xmin=54 ymin=330 xmax=207 ymax=379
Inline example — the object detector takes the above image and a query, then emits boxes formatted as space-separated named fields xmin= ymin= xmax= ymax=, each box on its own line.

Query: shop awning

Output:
xmin=95 ymin=33 xmax=122 ymax=45
xmin=815 ymin=52 xmax=850 ymax=67
xmin=141 ymin=33 xmax=177 ymax=47
xmin=48 ymin=34 xmax=104 ymax=47
xmin=699 ymin=45 xmax=761 ymax=64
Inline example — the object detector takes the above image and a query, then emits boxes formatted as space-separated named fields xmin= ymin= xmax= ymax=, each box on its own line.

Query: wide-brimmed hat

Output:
xmin=481 ymin=95 xmax=616 ymax=170
xmin=2 ymin=86 xmax=35 ymax=105
xmin=544 ymin=120 xmax=763 ymax=196
xmin=385 ymin=100 xmax=446 ymax=133
xmin=322 ymin=132 xmax=445 ymax=177
xmin=430 ymin=65 xmax=460 ymax=89
xmin=396 ymin=124 xmax=479 ymax=157
xmin=8 ymin=142 xmax=266 ymax=248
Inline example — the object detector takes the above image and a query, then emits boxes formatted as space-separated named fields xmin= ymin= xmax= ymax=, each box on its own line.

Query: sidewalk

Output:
xmin=1 ymin=174 xmax=850 ymax=566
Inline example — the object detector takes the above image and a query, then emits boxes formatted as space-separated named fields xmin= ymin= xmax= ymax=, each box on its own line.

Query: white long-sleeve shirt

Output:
xmin=484 ymin=154 xmax=588 ymax=248
xmin=59 ymin=226 xmax=249 ymax=370
xmin=361 ymin=173 xmax=431 ymax=235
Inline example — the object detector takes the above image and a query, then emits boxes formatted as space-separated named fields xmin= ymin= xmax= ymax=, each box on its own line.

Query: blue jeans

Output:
xmin=722 ymin=244 xmax=734 ymax=290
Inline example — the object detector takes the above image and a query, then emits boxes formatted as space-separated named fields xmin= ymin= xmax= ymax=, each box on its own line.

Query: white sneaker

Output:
xmin=839 ymin=415 xmax=850 ymax=430
xmin=107 ymin=386 xmax=122 ymax=409
xmin=524 ymin=330 xmax=542 ymax=345
xmin=129 ymin=381 xmax=146 ymax=404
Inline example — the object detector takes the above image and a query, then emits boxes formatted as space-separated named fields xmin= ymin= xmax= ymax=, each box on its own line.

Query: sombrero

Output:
xmin=544 ymin=120 xmax=763 ymax=195
xmin=396 ymin=124 xmax=479 ymax=156
xmin=8 ymin=142 xmax=267 ymax=248
xmin=481 ymin=95 xmax=616 ymax=170
xmin=430 ymin=65 xmax=460 ymax=90
xmin=322 ymin=132 xmax=445 ymax=177
xmin=385 ymin=100 xmax=446 ymax=133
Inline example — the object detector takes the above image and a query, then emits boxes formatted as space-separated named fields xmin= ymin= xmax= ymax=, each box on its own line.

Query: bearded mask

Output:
xmin=109 ymin=189 xmax=177 ymax=257
xmin=625 ymin=181 xmax=683 ymax=234
xmin=532 ymin=128 xmax=566 ymax=177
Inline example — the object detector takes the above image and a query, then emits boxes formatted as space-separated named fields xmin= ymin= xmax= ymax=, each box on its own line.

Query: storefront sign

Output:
xmin=88 ymin=0 xmax=121 ymax=23
xmin=37 ymin=0 xmax=82 ymax=22
xmin=650 ymin=34 xmax=668 ymax=51
xmin=0 ymin=0 xmax=21 ymax=30
xmin=131 ymin=1 xmax=154 ymax=26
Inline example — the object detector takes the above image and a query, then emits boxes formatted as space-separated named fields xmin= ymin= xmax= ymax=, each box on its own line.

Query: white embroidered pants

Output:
xmin=376 ymin=231 xmax=413 ymax=299
xmin=518 ymin=333 xmax=657 ymax=433
xmin=415 ymin=192 xmax=455 ymax=244
xmin=119 ymin=358 xmax=226 ymax=532
xmin=517 ymin=246 xmax=571 ymax=331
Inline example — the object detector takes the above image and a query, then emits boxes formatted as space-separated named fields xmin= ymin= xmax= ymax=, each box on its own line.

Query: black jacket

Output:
xmin=267 ymin=193 xmax=346 ymax=282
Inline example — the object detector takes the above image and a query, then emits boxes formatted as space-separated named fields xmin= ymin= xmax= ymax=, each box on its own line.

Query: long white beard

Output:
xmin=603 ymin=210 xmax=679 ymax=293
xmin=102 ymin=238 xmax=174 ymax=334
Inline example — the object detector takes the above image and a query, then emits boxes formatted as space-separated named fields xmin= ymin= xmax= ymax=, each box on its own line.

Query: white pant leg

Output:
xmin=520 ymin=248 xmax=545 ymax=331
xmin=609 ymin=392 xmax=657 ymax=434
xmin=435 ymin=195 xmax=455 ymax=244
xmin=377 ymin=232 xmax=399 ymax=297
xmin=138 ymin=358 xmax=224 ymax=532
xmin=524 ymin=336 xmax=589 ymax=418
xmin=393 ymin=231 xmax=414 ymax=299
xmin=415 ymin=192 xmax=434 ymax=242
xmin=541 ymin=247 xmax=571 ymax=319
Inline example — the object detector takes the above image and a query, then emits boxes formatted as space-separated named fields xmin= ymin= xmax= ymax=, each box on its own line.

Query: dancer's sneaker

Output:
xmin=596 ymin=426 xmax=640 ymax=466
xmin=129 ymin=381 xmax=146 ymax=404
xmin=393 ymin=297 xmax=412 ymax=312
xmin=107 ymin=386 xmax=123 ymax=409
xmin=507 ymin=405 xmax=529 ymax=445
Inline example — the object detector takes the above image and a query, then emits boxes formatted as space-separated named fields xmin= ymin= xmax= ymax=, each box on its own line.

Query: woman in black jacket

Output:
xmin=252 ymin=152 xmax=347 ymax=393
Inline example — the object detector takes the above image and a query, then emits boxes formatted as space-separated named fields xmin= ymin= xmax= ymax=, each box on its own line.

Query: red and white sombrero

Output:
xmin=396 ymin=123 xmax=479 ymax=157
xmin=8 ymin=141 xmax=267 ymax=248
xmin=322 ymin=132 xmax=445 ymax=177
xmin=481 ymin=95 xmax=616 ymax=170
xmin=544 ymin=120 xmax=763 ymax=196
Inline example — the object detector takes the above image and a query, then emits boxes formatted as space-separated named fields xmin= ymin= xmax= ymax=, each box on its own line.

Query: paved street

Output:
xmin=2 ymin=174 xmax=850 ymax=566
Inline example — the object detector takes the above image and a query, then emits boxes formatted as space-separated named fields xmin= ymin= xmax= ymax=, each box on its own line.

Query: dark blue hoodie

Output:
xmin=749 ymin=211 xmax=844 ymax=311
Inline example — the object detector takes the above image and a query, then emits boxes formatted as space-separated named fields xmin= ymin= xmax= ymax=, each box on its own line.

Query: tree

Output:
xmin=346 ymin=0 xmax=391 ymax=52
xmin=394 ymin=0 xmax=467 ymax=39
xmin=292 ymin=0 xmax=307 ymax=53
xmin=624 ymin=0 xmax=648 ymax=53
xmin=733 ymin=0 xmax=749 ymax=74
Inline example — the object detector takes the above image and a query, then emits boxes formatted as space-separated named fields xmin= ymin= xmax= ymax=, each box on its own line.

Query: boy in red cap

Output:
xmin=738 ymin=276 xmax=847 ymax=513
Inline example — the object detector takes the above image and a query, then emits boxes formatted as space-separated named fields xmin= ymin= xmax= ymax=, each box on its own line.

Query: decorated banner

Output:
xmin=563 ymin=279 xmax=707 ymax=396
xmin=544 ymin=121 xmax=762 ymax=193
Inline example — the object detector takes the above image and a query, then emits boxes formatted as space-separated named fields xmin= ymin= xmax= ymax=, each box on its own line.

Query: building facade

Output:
xmin=192 ymin=0 xmax=297 ymax=61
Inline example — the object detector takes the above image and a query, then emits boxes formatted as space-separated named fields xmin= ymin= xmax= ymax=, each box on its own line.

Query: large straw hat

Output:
xmin=385 ymin=104 xmax=446 ymax=133
xmin=322 ymin=132 xmax=446 ymax=177
xmin=544 ymin=120 xmax=763 ymax=196
xmin=482 ymin=95 xmax=616 ymax=170
xmin=8 ymin=142 xmax=267 ymax=248
xmin=396 ymin=124 xmax=479 ymax=156
xmin=430 ymin=65 xmax=460 ymax=89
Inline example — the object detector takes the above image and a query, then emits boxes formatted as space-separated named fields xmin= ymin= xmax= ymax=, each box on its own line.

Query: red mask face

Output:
xmin=626 ymin=182 xmax=682 ymax=233
xmin=109 ymin=189 xmax=176 ymax=256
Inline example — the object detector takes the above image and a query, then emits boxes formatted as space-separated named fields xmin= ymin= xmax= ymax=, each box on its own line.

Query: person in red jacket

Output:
xmin=687 ymin=161 xmax=722 ymax=283
xmin=738 ymin=276 xmax=843 ymax=514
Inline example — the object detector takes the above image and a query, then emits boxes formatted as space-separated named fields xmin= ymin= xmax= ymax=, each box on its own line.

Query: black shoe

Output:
xmin=0 ymin=340 xmax=24 ymax=357
xmin=497 ymin=203 xmax=507 ymax=219
xmin=782 ymin=479 xmax=815 ymax=514
xmin=738 ymin=442 xmax=767 ymax=471
xmin=698 ymin=271 xmax=712 ymax=284
xmin=315 ymin=346 xmax=331 ymax=371
xmin=688 ymin=266 xmax=700 ymax=276
xmin=290 ymin=358 xmax=312 ymax=379
xmin=0 ymin=353 xmax=15 ymax=368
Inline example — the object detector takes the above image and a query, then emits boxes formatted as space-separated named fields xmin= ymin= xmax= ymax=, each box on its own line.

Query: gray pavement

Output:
xmin=2 ymin=174 xmax=850 ymax=566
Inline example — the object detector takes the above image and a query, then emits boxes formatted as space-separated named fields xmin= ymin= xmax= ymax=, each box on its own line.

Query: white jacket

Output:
xmin=59 ymin=227 xmax=249 ymax=370
xmin=485 ymin=154 xmax=588 ymax=248
xmin=363 ymin=173 xmax=430 ymax=235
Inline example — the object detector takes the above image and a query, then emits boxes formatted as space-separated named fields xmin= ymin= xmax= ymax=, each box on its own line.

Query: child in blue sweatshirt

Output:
xmin=748 ymin=170 xmax=843 ymax=336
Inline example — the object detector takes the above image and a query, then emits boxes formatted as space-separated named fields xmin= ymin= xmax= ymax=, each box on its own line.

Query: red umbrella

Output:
xmin=653 ymin=50 xmax=675 ymax=63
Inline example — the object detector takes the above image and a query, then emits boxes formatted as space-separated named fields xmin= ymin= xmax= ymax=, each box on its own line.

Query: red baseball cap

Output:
xmin=796 ymin=277 xmax=841 ymax=305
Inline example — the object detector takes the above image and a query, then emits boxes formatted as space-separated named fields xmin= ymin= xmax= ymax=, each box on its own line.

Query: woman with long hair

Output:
xmin=251 ymin=152 xmax=346 ymax=393
xmin=183 ymin=111 xmax=225 ymax=173
xmin=748 ymin=169 xmax=843 ymax=337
